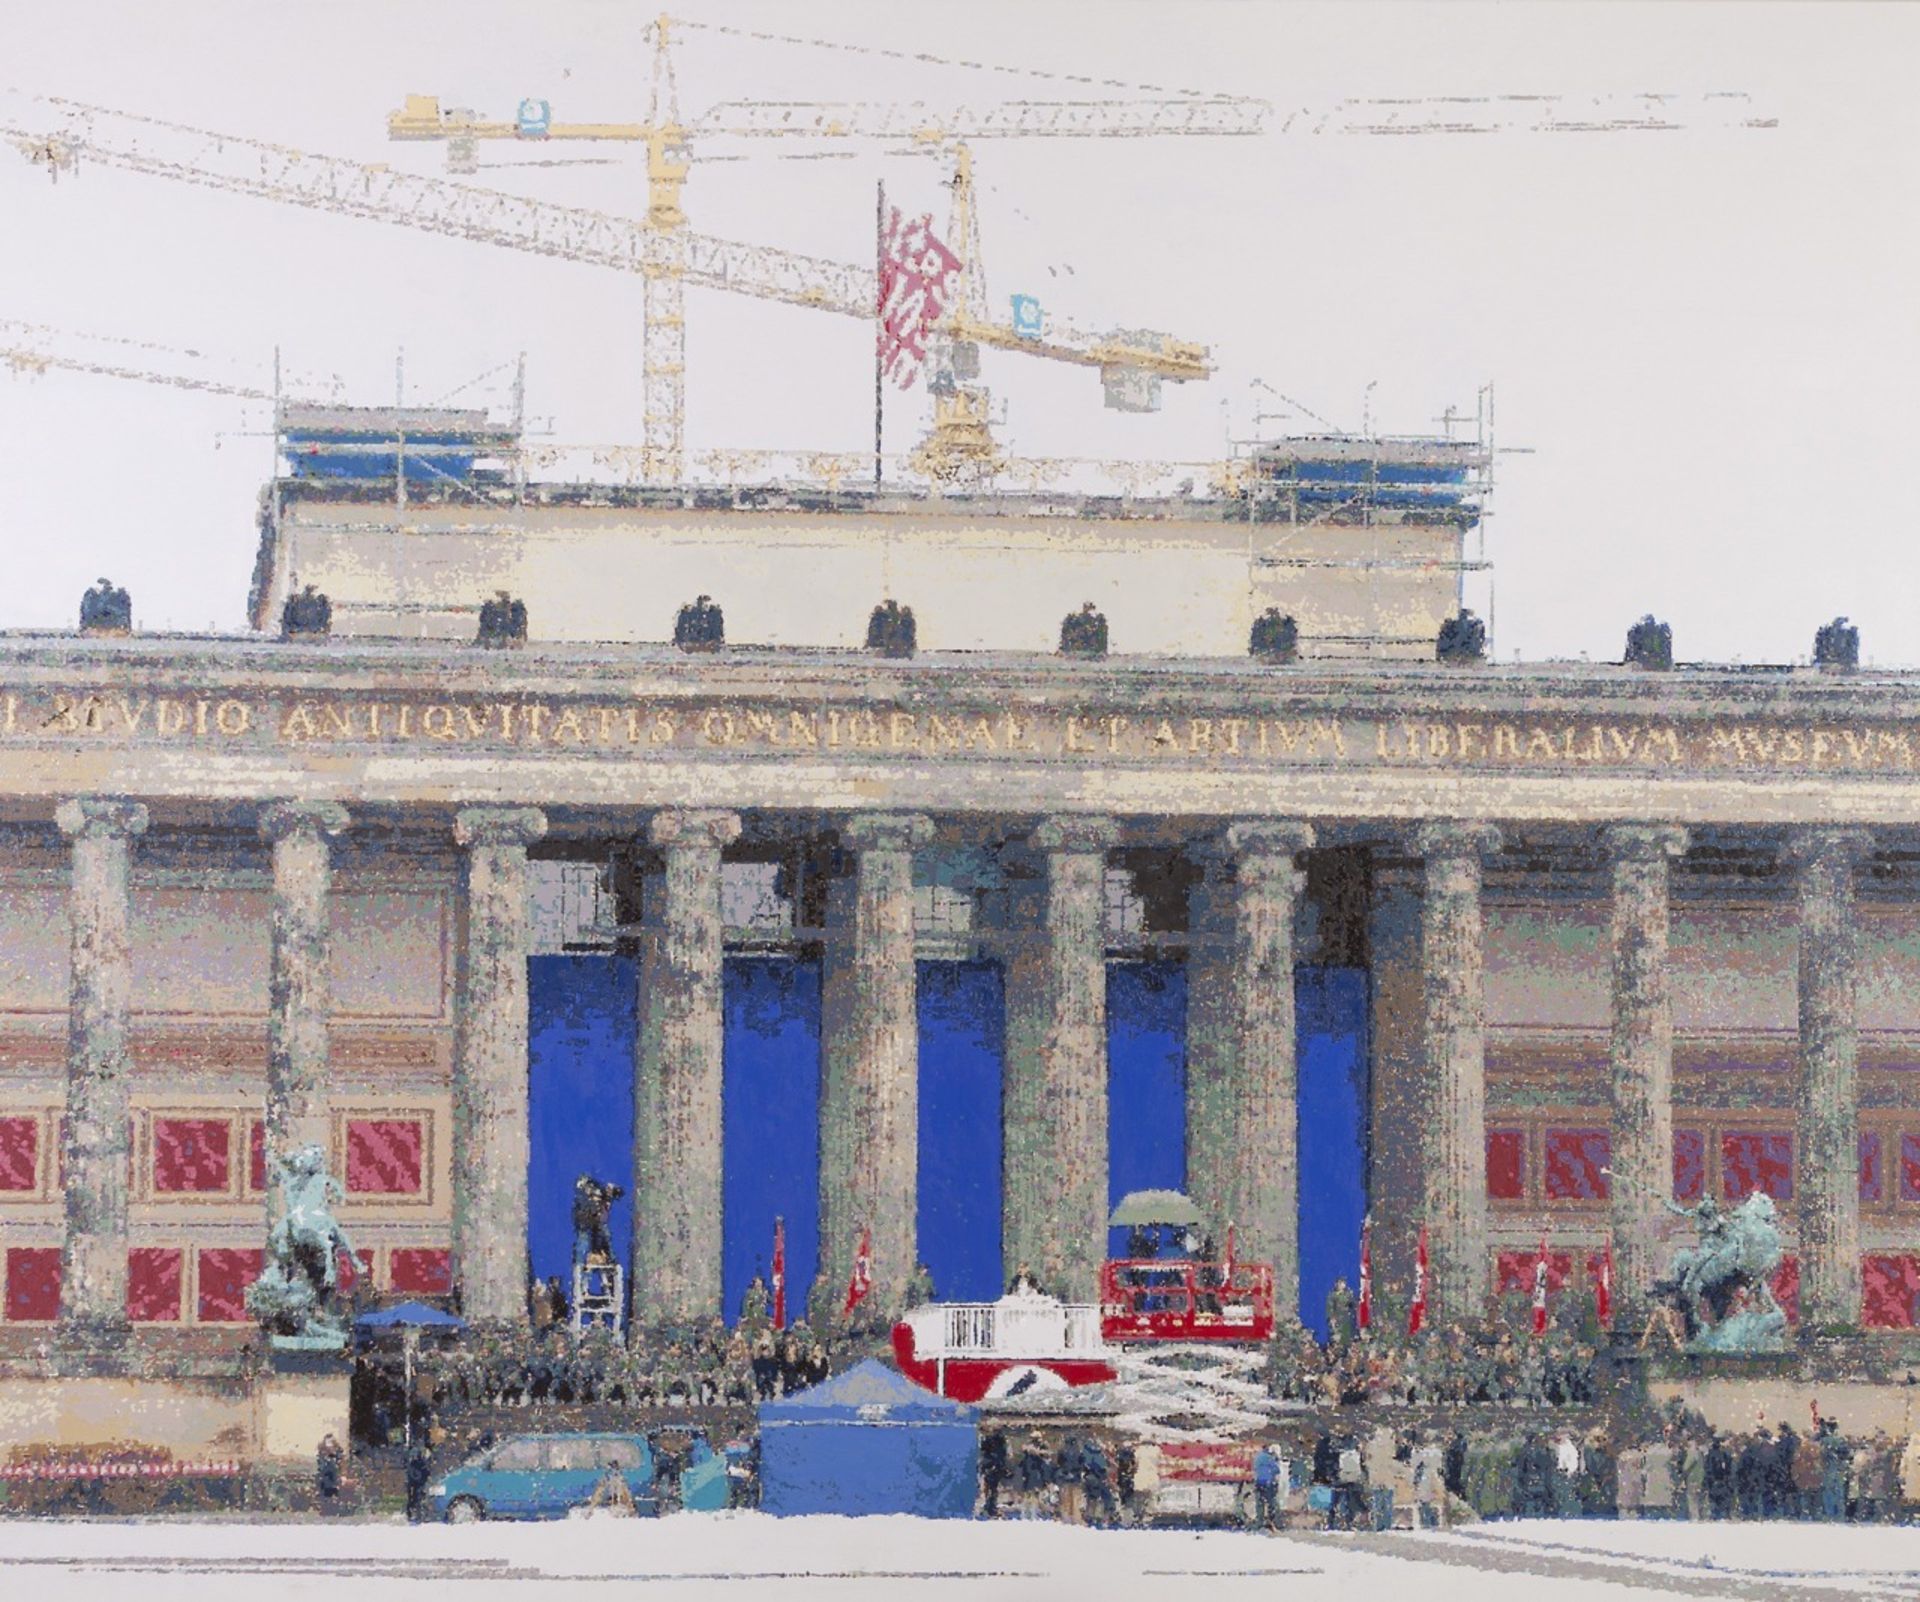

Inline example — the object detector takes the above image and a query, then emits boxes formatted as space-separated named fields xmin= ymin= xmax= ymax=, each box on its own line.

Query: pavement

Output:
xmin=2 ymin=1514 xmax=1920 ymax=1600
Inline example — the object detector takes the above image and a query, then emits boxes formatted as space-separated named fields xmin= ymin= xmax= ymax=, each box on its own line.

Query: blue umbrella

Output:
xmin=356 ymin=1302 xmax=465 ymax=1452
xmin=356 ymin=1301 xmax=466 ymax=1332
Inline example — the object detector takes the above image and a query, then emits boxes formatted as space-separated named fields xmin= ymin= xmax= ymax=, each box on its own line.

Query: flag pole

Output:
xmin=874 ymin=179 xmax=885 ymax=491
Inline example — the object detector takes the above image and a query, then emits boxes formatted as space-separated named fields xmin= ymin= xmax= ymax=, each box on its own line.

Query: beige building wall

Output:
xmin=263 ymin=500 xmax=1464 ymax=658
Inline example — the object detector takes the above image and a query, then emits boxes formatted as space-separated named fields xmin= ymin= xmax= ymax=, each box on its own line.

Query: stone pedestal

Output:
xmin=1186 ymin=821 xmax=1312 ymax=1317
xmin=1604 ymin=823 xmax=1688 ymax=1319
xmin=634 ymin=808 xmax=740 ymax=1329
xmin=260 ymin=801 xmax=349 ymax=1166
xmin=1791 ymin=826 xmax=1871 ymax=1328
xmin=54 ymin=797 xmax=148 ymax=1349
xmin=451 ymin=806 xmax=547 ymax=1327
xmin=256 ymin=1350 xmax=352 ymax=1468
xmin=820 ymin=812 xmax=932 ymax=1317
xmin=1003 ymin=816 xmax=1116 ymax=1302
xmin=1415 ymin=820 xmax=1501 ymax=1323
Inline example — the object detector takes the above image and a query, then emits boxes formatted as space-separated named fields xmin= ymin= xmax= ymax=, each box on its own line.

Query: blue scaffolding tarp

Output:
xmin=757 ymin=1359 xmax=979 ymax=1518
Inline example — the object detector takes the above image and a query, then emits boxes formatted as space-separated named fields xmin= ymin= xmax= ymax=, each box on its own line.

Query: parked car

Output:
xmin=428 ymin=1432 xmax=659 ymax=1522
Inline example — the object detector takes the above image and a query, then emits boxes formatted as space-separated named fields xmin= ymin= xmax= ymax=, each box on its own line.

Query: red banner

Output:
xmin=877 ymin=207 xmax=960 ymax=390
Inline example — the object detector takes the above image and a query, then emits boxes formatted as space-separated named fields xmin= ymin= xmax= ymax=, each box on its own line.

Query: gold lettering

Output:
xmin=826 ymin=710 xmax=843 ymax=747
xmin=1457 ymin=723 xmax=1482 ymax=761
xmin=1494 ymin=725 xmax=1520 ymax=759
xmin=114 ymin=696 xmax=147 ymax=735
xmin=194 ymin=700 xmax=209 ymax=737
xmin=1220 ymin=718 xmax=1245 ymax=756
xmin=650 ymin=711 xmax=675 ymax=745
xmin=1881 ymin=731 xmax=1913 ymax=767
xmin=522 ymin=705 xmax=549 ymax=743
xmin=496 ymin=703 xmax=515 ymax=739
xmin=1526 ymin=729 xmax=1556 ymax=761
xmin=623 ymin=707 xmax=642 ymax=744
xmin=851 ymin=712 xmax=884 ymax=748
xmin=786 ymin=711 xmax=818 ymax=747
xmin=1707 ymin=729 xmax=1742 ymax=763
xmin=1426 ymin=725 xmax=1451 ymax=760
xmin=964 ymin=717 xmax=997 ymax=751
xmin=156 ymin=699 xmax=188 ymax=737
xmin=745 ymin=710 xmax=779 ymax=744
xmin=461 ymin=706 xmax=489 ymax=740
xmin=281 ymin=703 xmax=316 ymax=742
xmin=1608 ymin=727 xmax=1639 ymax=761
xmin=422 ymin=705 xmax=457 ymax=741
xmin=1189 ymin=718 xmax=1214 ymax=754
xmin=47 ymin=693 xmax=78 ymax=733
xmin=1781 ymin=731 xmax=1804 ymax=763
xmin=927 ymin=715 xmax=964 ymax=751
xmin=890 ymin=711 xmax=919 ymax=750
xmin=1273 ymin=721 xmax=1304 ymax=755
xmin=1747 ymin=729 xmax=1779 ymax=762
xmin=1066 ymin=716 xmax=1093 ymax=754
xmin=366 ymin=703 xmax=384 ymax=739
xmin=1106 ymin=716 xmax=1131 ymax=754
xmin=1646 ymin=728 xmax=1682 ymax=765
xmin=1 ymin=693 xmax=14 ymax=734
xmin=1843 ymin=729 xmax=1873 ymax=765
xmin=396 ymin=704 xmax=414 ymax=739
xmin=702 ymin=709 xmax=736 ymax=746
xmin=550 ymin=708 xmax=586 ymax=744
xmin=1373 ymin=722 xmax=1388 ymax=760
xmin=322 ymin=703 xmax=354 ymax=739
xmin=214 ymin=700 xmax=250 ymax=737
xmin=1810 ymin=730 xmax=1833 ymax=764
xmin=596 ymin=707 xmax=618 ymax=744
xmin=1002 ymin=713 xmax=1032 ymax=751
xmin=1152 ymin=719 xmax=1178 ymax=750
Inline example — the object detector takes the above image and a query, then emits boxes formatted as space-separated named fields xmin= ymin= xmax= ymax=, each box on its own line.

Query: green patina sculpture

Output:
xmin=1656 ymin=1190 xmax=1790 ymax=1353
xmin=246 ymin=1143 xmax=362 ymax=1348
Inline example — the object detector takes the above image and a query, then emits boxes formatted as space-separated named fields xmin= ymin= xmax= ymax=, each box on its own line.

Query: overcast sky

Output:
xmin=2 ymin=1 xmax=1916 ymax=665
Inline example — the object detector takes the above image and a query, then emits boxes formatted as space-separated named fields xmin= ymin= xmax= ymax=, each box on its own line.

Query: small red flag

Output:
xmin=1409 ymin=1224 xmax=1429 ymax=1336
xmin=1595 ymin=1239 xmax=1613 ymax=1328
xmin=843 ymin=1224 xmax=873 ymax=1317
xmin=771 ymin=1217 xmax=787 ymax=1330
xmin=1531 ymin=1229 xmax=1551 ymax=1337
xmin=1357 ymin=1216 xmax=1373 ymax=1332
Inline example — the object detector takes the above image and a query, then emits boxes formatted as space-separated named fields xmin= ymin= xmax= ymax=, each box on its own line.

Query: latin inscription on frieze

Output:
xmin=4 ymin=689 xmax=1919 ymax=776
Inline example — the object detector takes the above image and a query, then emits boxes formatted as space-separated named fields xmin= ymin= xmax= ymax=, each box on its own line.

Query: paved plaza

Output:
xmin=4 ymin=1516 xmax=1920 ymax=1601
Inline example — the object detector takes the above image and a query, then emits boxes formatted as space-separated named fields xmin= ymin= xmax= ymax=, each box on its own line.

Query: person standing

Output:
xmin=1819 ymin=1420 xmax=1851 ymax=1522
xmin=405 ymin=1434 xmax=433 ymax=1524
xmin=980 ymin=1429 xmax=1010 ymax=1519
xmin=1252 ymin=1442 xmax=1282 ymax=1531
xmin=1115 ymin=1441 xmax=1139 ymax=1526
xmin=1615 ymin=1441 xmax=1644 ymax=1521
xmin=1412 ymin=1433 xmax=1448 ymax=1529
xmin=315 ymin=1432 xmax=344 ymax=1509
xmin=1704 ymin=1431 xmax=1735 ymax=1521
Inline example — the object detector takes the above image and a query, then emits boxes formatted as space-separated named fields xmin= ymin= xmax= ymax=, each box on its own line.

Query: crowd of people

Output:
xmin=1279 ymin=1407 xmax=1920 ymax=1528
xmin=407 ymin=1318 xmax=845 ymax=1417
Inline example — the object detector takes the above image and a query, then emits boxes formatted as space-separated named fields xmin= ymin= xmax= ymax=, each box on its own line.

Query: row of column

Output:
xmin=1418 ymin=819 xmax=1869 ymax=1330
xmin=49 ymin=793 xmax=1874 ymax=1341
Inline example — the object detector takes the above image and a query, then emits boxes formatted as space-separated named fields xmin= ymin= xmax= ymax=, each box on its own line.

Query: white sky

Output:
xmin=2 ymin=1 xmax=1916 ymax=665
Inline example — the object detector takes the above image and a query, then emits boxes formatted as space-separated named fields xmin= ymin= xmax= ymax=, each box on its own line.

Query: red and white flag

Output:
xmin=1357 ymin=1215 xmax=1373 ymax=1332
xmin=1408 ymin=1224 xmax=1429 ymax=1336
xmin=843 ymin=1224 xmax=874 ymax=1318
xmin=877 ymin=206 xmax=961 ymax=390
xmin=771 ymin=1216 xmax=787 ymax=1330
xmin=1595 ymin=1239 xmax=1614 ymax=1328
xmin=1531 ymin=1230 xmax=1551 ymax=1337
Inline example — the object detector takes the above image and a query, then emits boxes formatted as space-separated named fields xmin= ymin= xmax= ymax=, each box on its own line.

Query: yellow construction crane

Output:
xmin=385 ymin=15 xmax=1256 ymax=483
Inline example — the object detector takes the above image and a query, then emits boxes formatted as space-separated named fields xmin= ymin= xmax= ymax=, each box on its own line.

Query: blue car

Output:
xmin=427 ymin=1432 xmax=659 ymax=1522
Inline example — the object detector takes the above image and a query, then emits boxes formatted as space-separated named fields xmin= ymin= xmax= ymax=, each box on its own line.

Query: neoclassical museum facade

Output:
xmin=5 ymin=633 xmax=1920 ymax=1367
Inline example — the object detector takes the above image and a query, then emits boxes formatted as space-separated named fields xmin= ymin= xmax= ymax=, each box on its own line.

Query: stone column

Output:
xmin=1415 ymin=820 xmax=1501 ymax=1322
xmin=54 ymin=797 xmax=148 ymax=1343
xmin=1003 ymin=815 xmax=1117 ymax=1302
xmin=1186 ymin=821 xmax=1313 ymax=1319
xmin=634 ymin=808 xmax=740 ymax=1330
xmin=259 ymin=801 xmax=350 ymax=1167
xmin=451 ymin=806 xmax=547 ymax=1326
xmin=1604 ymin=823 xmax=1689 ymax=1321
xmin=820 ymin=813 xmax=933 ymax=1317
xmin=1791 ymin=826 xmax=1872 ymax=1328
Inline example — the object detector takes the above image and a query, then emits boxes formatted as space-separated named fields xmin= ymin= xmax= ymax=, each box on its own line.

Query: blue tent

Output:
xmin=757 ymin=1359 xmax=979 ymax=1518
